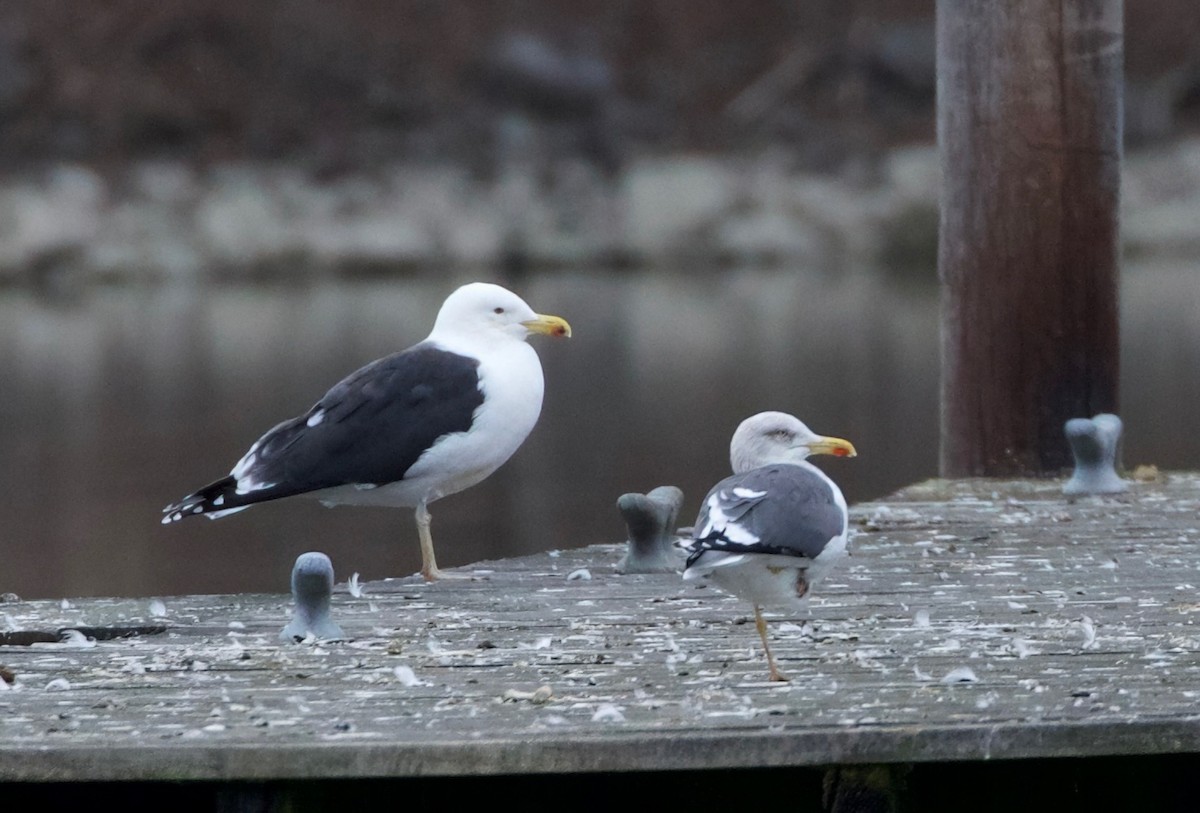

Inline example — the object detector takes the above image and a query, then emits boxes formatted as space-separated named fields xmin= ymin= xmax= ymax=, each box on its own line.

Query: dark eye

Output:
xmin=493 ymin=307 xmax=505 ymax=314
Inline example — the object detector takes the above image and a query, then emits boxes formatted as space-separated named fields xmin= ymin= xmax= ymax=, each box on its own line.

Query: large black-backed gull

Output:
xmin=162 ymin=282 xmax=571 ymax=582
xmin=679 ymin=411 xmax=856 ymax=681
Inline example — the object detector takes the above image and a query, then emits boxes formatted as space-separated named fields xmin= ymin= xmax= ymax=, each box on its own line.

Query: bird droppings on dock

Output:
xmin=1 ymin=474 xmax=1200 ymax=780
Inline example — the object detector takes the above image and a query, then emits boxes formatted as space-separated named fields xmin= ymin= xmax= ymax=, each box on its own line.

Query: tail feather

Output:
xmin=162 ymin=476 xmax=253 ymax=525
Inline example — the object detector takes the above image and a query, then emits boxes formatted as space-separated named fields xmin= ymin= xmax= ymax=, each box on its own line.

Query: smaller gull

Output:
xmin=678 ymin=411 xmax=856 ymax=682
xmin=163 ymin=282 xmax=571 ymax=582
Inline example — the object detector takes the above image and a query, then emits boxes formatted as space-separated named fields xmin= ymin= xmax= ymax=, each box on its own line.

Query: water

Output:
xmin=1 ymin=262 xmax=1196 ymax=599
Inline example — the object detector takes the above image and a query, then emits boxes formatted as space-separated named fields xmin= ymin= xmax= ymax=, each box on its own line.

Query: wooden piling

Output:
xmin=937 ymin=0 xmax=1123 ymax=476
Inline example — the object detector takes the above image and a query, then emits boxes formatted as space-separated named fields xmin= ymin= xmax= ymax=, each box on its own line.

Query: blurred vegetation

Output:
xmin=877 ymin=200 xmax=939 ymax=284
xmin=0 ymin=1 xmax=1194 ymax=175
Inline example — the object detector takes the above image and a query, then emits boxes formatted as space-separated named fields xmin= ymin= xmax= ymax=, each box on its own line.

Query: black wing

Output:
xmin=164 ymin=343 xmax=482 ymax=519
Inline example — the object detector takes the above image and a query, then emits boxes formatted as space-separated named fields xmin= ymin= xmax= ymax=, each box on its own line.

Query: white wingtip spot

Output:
xmin=704 ymin=494 xmax=761 ymax=546
xmin=230 ymin=447 xmax=260 ymax=480
xmin=306 ymin=410 xmax=326 ymax=428
xmin=731 ymin=487 xmax=768 ymax=499
xmin=234 ymin=478 xmax=275 ymax=496
xmin=213 ymin=495 xmax=225 ymax=507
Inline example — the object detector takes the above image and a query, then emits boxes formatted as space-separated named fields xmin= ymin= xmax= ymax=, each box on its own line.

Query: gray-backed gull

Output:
xmin=679 ymin=411 xmax=856 ymax=681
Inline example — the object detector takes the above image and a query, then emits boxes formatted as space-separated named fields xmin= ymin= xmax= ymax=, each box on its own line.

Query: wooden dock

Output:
xmin=4 ymin=474 xmax=1200 ymax=808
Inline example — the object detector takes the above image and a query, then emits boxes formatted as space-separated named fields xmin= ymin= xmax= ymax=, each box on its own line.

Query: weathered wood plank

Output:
xmin=2 ymin=474 xmax=1199 ymax=782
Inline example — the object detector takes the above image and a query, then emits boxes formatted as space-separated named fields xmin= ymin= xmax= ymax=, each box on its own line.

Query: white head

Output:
xmin=429 ymin=282 xmax=572 ymax=343
xmin=729 ymin=411 xmax=857 ymax=473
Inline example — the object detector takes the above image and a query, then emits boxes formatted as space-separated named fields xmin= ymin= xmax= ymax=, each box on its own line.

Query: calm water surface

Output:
xmin=1 ymin=263 xmax=1196 ymax=599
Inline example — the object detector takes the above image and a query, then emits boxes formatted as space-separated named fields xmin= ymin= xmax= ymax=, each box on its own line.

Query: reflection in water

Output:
xmin=0 ymin=263 xmax=1195 ymax=599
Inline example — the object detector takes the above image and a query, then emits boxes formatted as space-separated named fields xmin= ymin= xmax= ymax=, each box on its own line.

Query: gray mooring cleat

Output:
xmin=615 ymin=485 xmax=685 ymax=574
xmin=280 ymin=551 xmax=345 ymax=642
xmin=1063 ymin=413 xmax=1128 ymax=497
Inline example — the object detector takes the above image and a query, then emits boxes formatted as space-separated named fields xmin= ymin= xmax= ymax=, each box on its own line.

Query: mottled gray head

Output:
xmin=729 ymin=411 xmax=857 ymax=474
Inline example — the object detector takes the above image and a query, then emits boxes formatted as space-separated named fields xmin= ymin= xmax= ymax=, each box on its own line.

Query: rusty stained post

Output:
xmin=937 ymin=0 xmax=1123 ymax=477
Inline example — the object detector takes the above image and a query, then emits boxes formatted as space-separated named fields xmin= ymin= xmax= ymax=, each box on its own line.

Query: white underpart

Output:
xmin=705 ymin=553 xmax=817 ymax=609
xmin=804 ymin=459 xmax=850 ymax=581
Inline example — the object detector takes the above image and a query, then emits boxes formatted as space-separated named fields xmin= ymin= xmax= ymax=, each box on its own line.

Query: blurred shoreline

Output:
xmin=2 ymin=140 xmax=1199 ymax=293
